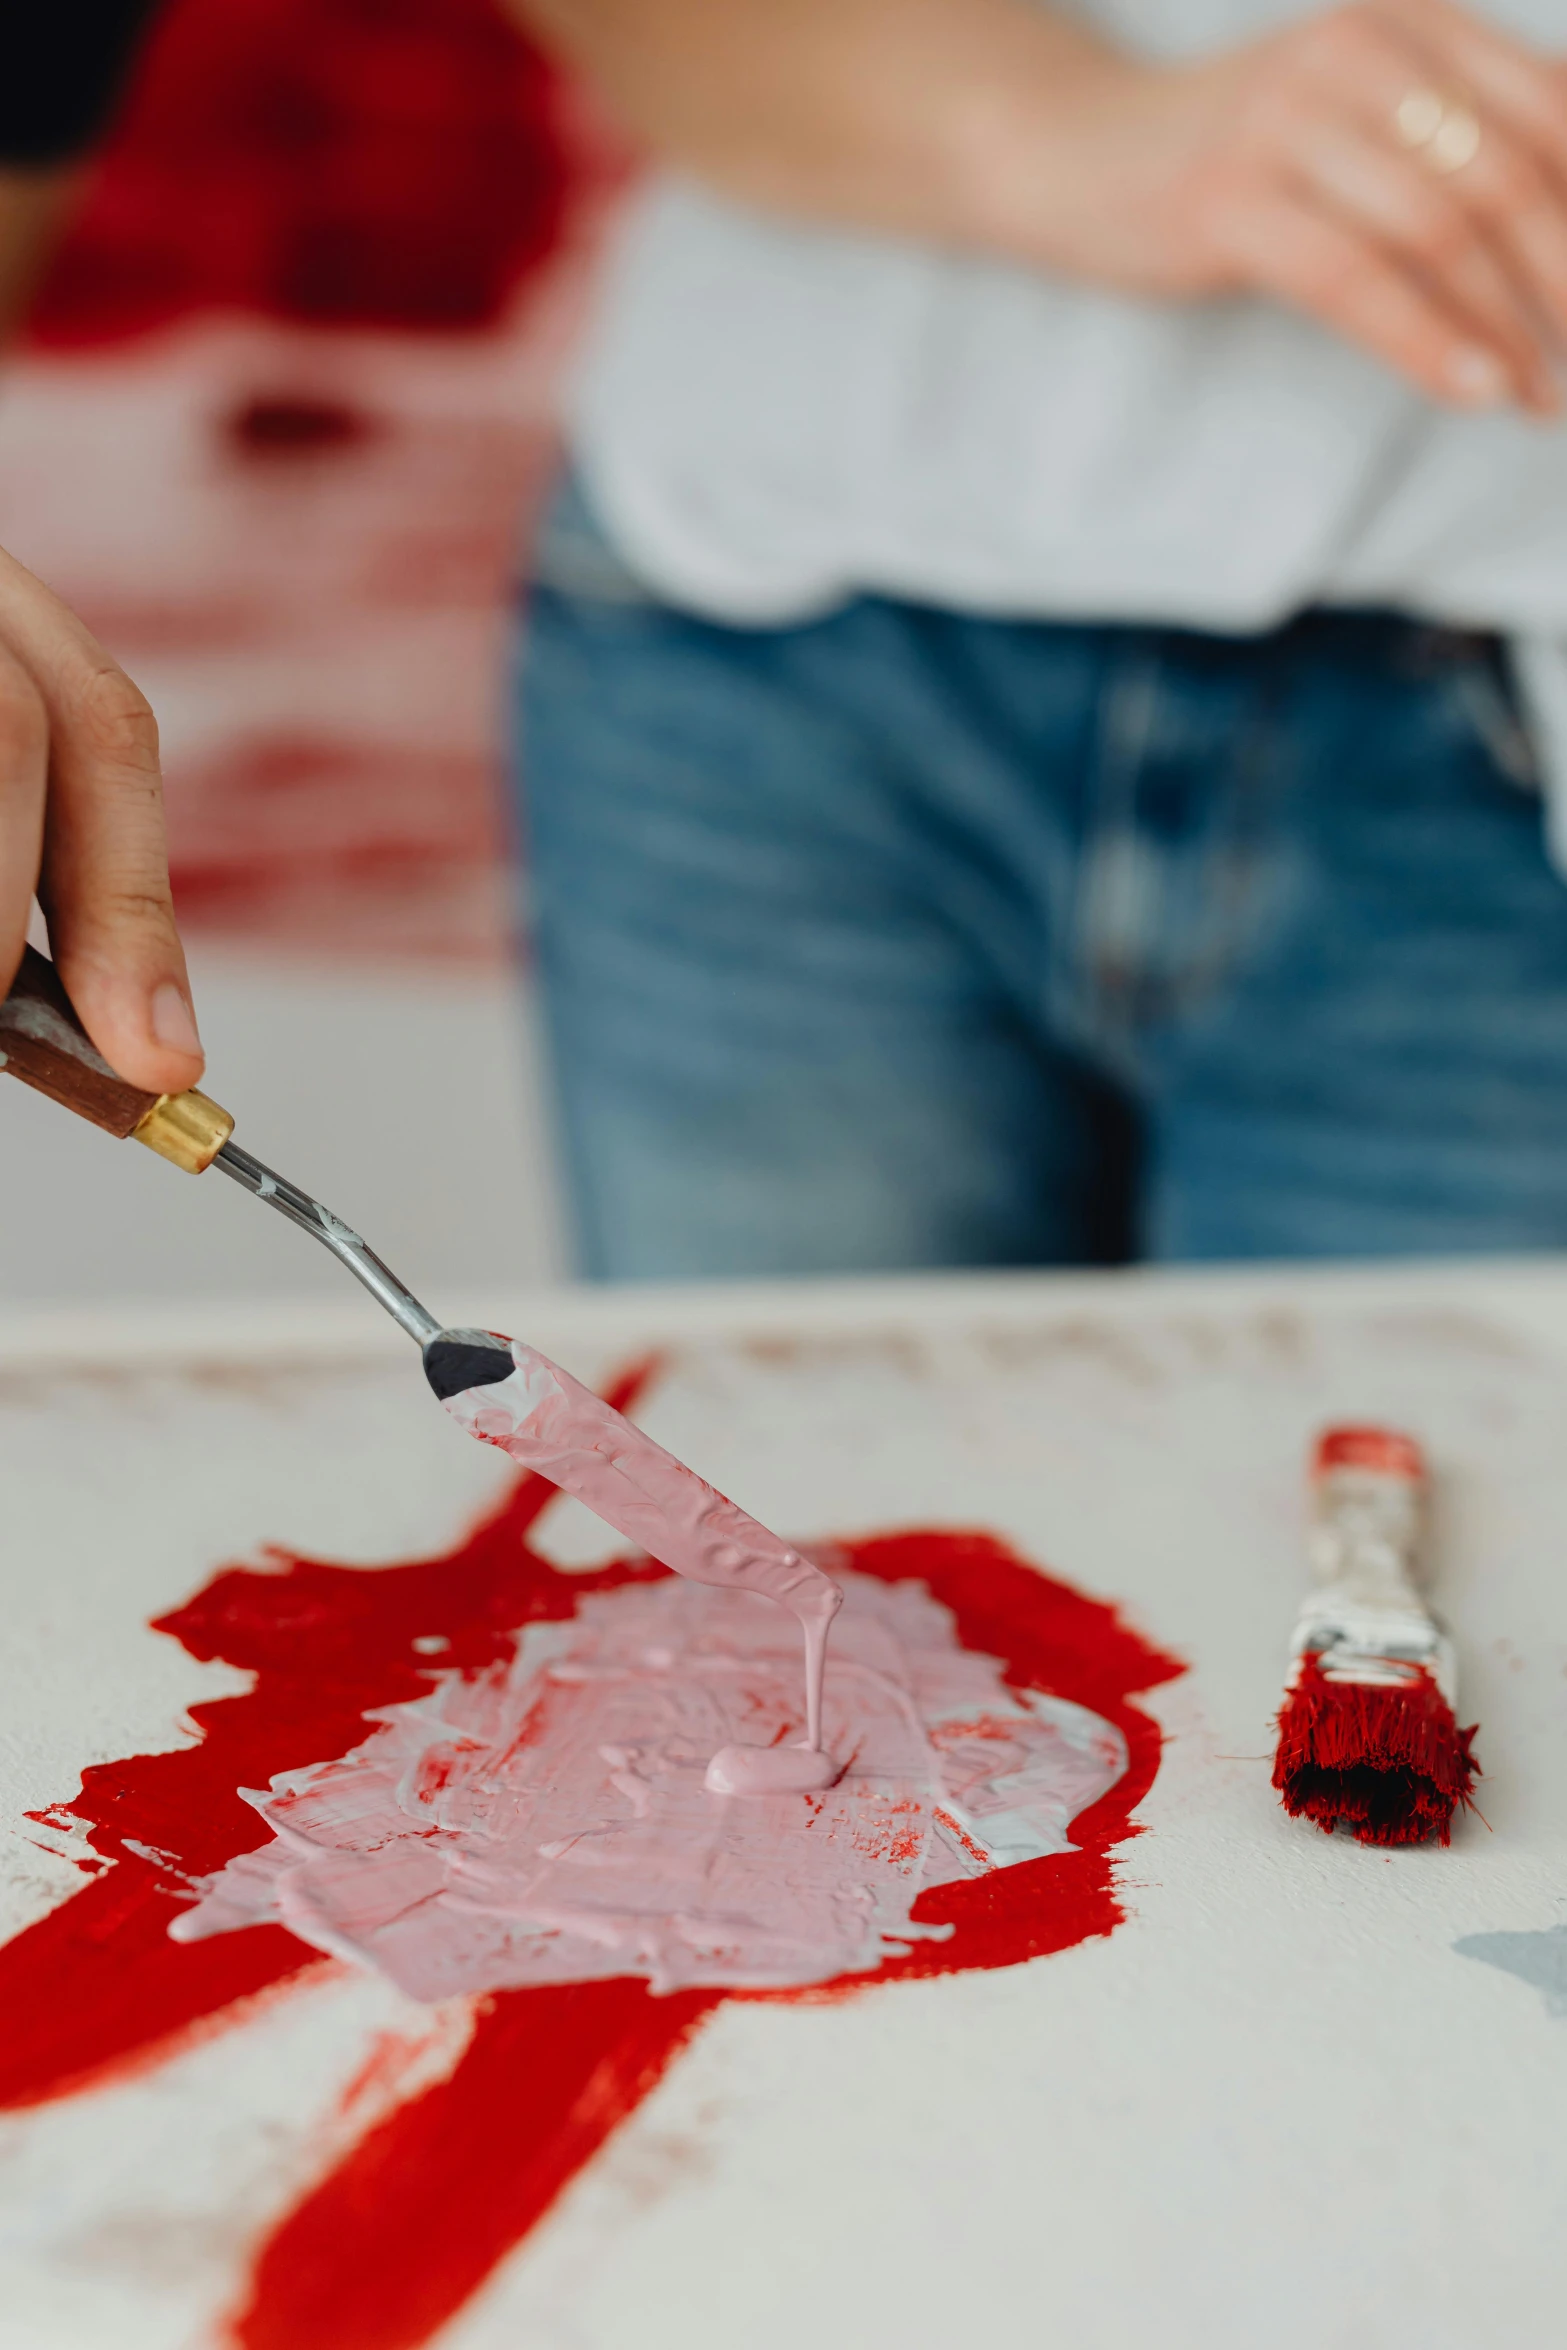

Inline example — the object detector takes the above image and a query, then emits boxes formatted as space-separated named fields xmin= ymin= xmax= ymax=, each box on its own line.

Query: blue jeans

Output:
xmin=516 ymin=476 xmax=1559 ymax=1279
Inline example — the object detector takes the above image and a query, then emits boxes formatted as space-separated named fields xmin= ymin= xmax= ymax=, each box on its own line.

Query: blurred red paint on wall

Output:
xmin=29 ymin=0 xmax=576 ymax=348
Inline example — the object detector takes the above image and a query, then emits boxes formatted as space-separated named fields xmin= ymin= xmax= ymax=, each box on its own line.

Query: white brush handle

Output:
xmin=1290 ymin=1442 xmax=1455 ymax=1701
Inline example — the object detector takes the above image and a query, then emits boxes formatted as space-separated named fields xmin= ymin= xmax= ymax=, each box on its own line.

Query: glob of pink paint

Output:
xmin=170 ymin=1570 xmax=1130 ymax=1995
xmin=442 ymin=1336 xmax=844 ymax=1795
xmin=167 ymin=1338 xmax=1134 ymax=1998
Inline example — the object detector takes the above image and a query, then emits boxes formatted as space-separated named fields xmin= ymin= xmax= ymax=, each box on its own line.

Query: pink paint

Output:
xmin=703 ymin=1735 xmax=837 ymax=1796
xmin=170 ymin=1569 xmax=1129 ymax=1996
xmin=444 ymin=1336 xmax=844 ymax=1792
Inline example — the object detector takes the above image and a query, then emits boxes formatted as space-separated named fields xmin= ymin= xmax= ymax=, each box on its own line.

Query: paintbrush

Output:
xmin=1 ymin=945 xmax=844 ymax=1787
xmin=1271 ymin=1425 xmax=1479 ymax=1848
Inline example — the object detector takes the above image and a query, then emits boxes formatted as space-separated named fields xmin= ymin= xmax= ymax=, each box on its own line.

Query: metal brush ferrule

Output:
xmin=131 ymin=1087 xmax=235 ymax=1173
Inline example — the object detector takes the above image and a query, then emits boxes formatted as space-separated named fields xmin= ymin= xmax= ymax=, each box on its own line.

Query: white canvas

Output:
xmin=3 ymin=1262 xmax=1566 ymax=2349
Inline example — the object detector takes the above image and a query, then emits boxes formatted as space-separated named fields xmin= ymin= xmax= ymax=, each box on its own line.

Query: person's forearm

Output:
xmin=512 ymin=0 xmax=1567 ymax=421
xmin=510 ymin=0 xmax=1116 ymax=260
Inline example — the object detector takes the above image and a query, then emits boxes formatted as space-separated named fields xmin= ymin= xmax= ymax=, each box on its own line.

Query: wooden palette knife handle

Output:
xmin=0 ymin=945 xmax=234 ymax=1173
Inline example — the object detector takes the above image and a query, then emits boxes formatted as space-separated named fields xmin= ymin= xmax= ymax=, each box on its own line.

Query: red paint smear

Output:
xmin=336 ymin=2024 xmax=448 ymax=2126
xmin=826 ymin=1529 xmax=1180 ymax=1982
xmin=0 ymin=1357 xmax=659 ymax=2114
xmin=236 ymin=1983 xmax=718 ymax=2350
xmin=0 ymin=1360 xmax=1182 ymax=2350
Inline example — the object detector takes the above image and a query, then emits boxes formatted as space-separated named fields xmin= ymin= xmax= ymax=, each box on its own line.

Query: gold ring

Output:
xmin=1394 ymin=87 xmax=1481 ymax=175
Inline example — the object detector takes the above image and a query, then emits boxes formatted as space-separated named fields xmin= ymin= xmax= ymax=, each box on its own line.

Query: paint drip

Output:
xmin=170 ymin=1570 xmax=1128 ymax=1995
xmin=439 ymin=1336 xmax=844 ymax=1795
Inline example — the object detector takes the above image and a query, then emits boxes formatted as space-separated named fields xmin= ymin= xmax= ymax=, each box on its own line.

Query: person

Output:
xmin=516 ymin=0 xmax=1567 ymax=1275
xmin=7 ymin=0 xmax=1567 ymax=1273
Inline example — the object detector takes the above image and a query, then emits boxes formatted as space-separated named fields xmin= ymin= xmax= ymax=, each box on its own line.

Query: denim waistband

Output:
xmin=533 ymin=469 xmax=1502 ymax=662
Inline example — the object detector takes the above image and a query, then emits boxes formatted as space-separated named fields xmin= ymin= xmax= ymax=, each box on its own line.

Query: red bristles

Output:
xmin=1272 ymin=1654 xmax=1479 ymax=1847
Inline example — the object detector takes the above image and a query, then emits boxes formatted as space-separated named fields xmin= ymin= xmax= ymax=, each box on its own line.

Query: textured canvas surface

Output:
xmin=2 ymin=1265 xmax=1567 ymax=2347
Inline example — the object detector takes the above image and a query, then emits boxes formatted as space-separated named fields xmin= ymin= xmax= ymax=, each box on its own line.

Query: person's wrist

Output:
xmin=936 ymin=22 xmax=1143 ymax=267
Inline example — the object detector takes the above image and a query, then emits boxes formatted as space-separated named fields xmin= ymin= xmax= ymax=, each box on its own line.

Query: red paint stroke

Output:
xmin=239 ymin=1982 xmax=716 ymax=2350
xmin=0 ymin=1360 xmax=1182 ymax=2350
xmin=0 ymin=1358 xmax=657 ymax=2114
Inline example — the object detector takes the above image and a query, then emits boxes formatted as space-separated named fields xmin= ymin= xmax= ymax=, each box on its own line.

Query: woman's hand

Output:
xmin=520 ymin=0 xmax=1567 ymax=414
xmin=0 ymin=544 xmax=202 ymax=1095
xmin=972 ymin=0 xmax=1567 ymax=415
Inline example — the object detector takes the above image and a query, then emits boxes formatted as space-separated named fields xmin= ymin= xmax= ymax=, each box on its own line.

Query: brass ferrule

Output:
xmin=131 ymin=1086 xmax=235 ymax=1174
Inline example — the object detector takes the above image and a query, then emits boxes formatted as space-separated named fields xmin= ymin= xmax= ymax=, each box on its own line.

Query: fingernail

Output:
xmin=150 ymin=980 xmax=201 ymax=1057
xmin=1446 ymin=347 xmax=1508 ymax=406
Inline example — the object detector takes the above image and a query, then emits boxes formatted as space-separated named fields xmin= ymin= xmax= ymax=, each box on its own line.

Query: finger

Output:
xmin=1375 ymin=0 xmax=1567 ymax=162
xmin=1353 ymin=12 xmax=1567 ymax=347
xmin=1370 ymin=0 xmax=1567 ymax=330
xmin=0 ymin=637 xmax=48 ymax=998
xmin=1296 ymin=7 xmax=1567 ymax=353
xmin=1404 ymin=126 xmax=1567 ymax=359
xmin=1221 ymin=187 xmax=1515 ymax=409
xmin=1290 ymin=122 xmax=1559 ymax=409
xmin=0 ymin=548 xmax=203 ymax=1095
xmin=1438 ymin=227 xmax=1562 ymax=412
xmin=1475 ymin=146 xmax=1567 ymax=348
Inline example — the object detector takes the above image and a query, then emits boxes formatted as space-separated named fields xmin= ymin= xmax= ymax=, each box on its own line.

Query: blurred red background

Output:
xmin=29 ymin=0 xmax=575 ymax=347
xmin=6 ymin=0 xmax=618 ymax=965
